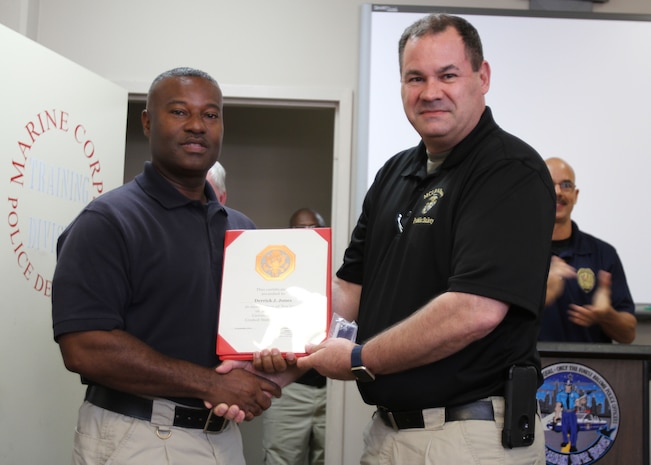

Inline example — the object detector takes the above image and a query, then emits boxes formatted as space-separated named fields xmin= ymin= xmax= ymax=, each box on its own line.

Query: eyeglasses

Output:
xmin=554 ymin=181 xmax=575 ymax=193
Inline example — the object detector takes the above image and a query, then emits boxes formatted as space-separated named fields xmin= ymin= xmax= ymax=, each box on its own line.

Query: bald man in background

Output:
xmin=288 ymin=207 xmax=325 ymax=230
xmin=539 ymin=157 xmax=636 ymax=343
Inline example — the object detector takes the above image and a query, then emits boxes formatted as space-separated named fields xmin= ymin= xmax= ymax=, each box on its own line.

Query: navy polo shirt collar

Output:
xmin=557 ymin=221 xmax=590 ymax=260
xmin=135 ymin=161 xmax=222 ymax=210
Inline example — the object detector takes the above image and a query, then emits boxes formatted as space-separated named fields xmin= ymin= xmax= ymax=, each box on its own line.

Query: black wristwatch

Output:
xmin=351 ymin=344 xmax=375 ymax=382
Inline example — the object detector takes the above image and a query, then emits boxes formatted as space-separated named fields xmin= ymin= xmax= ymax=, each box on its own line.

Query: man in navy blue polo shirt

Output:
xmin=539 ymin=157 xmax=636 ymax=343
xmin=52 ymin=67 xmax=281 ymax=465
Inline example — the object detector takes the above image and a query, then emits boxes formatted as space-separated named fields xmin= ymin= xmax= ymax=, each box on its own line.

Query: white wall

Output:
xmin=14 ymin=0 xmax=649 ymax=93
xmin=4 ymin=0 xmax=650 ymax=228
xmin=361 ymin=7 xmax=651 ymax=304
xmin=0 ymin=18 xmax=128 ymax=465
xmin=10 ymin=0 xmax=650 ymax=98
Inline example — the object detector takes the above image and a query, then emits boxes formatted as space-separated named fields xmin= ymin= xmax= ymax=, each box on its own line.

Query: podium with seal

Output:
xmin=537 ymin=342 xmax=651 ymax=464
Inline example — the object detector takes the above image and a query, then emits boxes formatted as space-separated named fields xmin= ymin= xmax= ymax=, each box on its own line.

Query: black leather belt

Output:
xmin=378 ymin=400 xmax=495 ymax=430
xmin=85 ymin=385 xmax=228 ymax=433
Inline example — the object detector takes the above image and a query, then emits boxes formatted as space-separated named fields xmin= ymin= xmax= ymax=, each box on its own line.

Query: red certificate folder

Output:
xmin=217 ymin=228 xmax=331 ymax=360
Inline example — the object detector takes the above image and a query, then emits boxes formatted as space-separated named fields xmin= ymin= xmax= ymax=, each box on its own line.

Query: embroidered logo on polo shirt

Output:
xmin=421 ymin=188 xmax=444 ymax=214
xmin=412 ymin=188 xmax=444 ymax=225
xmin=577 ymin=268 xmax=595 ymax=293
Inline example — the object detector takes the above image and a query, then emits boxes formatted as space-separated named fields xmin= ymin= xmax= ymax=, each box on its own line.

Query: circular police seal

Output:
xmin=538 ymin=363 xmax=619 ymax=464
xmin=6 ymin=109 xmax=106 ymax=298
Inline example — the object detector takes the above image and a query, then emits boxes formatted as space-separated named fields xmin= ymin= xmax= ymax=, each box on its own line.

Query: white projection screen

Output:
xmin=357 ymin=4 xmax=651 ymax=306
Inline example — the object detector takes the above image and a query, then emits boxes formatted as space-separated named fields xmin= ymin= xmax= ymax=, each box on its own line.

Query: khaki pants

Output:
xmin=262 ymin=382 xmax=327 ymax=465
xmin=72 ymin=400 xmax=245 ymax=465
xmin=361 ymin=397 xmax=545 ymax=465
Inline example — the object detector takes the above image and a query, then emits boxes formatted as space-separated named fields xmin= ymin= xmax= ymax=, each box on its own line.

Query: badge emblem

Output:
xmin=577 ymin=268 xmax=596 ymax=293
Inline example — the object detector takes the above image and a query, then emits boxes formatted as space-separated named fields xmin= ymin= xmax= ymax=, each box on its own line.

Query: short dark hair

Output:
xmin=398 ymin=14 xmax=484 ymax=73
xmin=146 ymin=67 xmax=219 ymax=108
xmin=149 ymin=67 xmax=218 ymax=93
xmin=289 ymin=208 xmax=326 ymax=228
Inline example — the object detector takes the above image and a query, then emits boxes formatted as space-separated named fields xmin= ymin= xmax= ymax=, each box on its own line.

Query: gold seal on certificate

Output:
xmin=217 ymin=228 xmax=331 ymax=360
xmin=256 ymin=245 xmax=296 ymax=280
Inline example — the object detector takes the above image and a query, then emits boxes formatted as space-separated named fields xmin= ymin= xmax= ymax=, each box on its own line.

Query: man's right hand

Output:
xmin=204 ymin=368 xmax=281 ymax=422
xmin=57 ymin=330 xmax=281 ymax=423
xmin=208 ymin=351 xmax=303 ymax=422
xmin=545 ymin=256 xmax=576 ymax=306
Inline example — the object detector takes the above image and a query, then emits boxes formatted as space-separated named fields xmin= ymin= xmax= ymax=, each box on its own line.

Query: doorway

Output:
xmin=124 ymin=93 xmax=347 ymax=465
xmin=125 ymin=100 xmax=334 ymax=228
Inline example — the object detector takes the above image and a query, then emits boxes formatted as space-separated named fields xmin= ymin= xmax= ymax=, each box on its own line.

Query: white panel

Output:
xmin=0 ymin=23 xmax=127 ymax=465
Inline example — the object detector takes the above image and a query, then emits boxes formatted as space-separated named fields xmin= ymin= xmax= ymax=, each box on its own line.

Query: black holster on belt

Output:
xmin=502 ymin=365 xmax=537 ymax=448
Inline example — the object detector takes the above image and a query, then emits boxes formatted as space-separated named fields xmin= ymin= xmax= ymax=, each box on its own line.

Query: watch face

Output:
xmin=352 ymin=366 xmax=375 ymax=382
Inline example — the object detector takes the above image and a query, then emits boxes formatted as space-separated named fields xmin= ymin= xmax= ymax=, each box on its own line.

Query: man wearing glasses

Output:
xmin=539 ymin=157 xmax=636 ymax=343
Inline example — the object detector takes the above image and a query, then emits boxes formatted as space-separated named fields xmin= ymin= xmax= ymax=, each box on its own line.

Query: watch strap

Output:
xmin=351 ymin=344 xmax=365 ymax=368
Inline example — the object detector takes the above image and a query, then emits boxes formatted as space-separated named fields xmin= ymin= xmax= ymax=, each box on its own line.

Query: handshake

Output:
xmin=208 ymin=313 xmax=359 ymax=422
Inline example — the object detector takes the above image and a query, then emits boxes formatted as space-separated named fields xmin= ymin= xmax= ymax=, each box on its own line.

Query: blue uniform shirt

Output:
xmin=539 ymin=221 xmax=635 ymax=342
xmin=556 ymin=389 xmax=580 ymax=411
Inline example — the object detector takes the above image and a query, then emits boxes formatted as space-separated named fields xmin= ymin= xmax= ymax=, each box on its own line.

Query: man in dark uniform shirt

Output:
xmin=539 ymin=157 xmax=636 ymax=343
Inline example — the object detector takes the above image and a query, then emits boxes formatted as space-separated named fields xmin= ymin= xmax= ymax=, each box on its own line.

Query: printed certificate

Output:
xmin=217 ymin=228 xmax=331 ymax=360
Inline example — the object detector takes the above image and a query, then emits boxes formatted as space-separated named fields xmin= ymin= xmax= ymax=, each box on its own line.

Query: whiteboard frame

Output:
xmin=358 ymin=4 xmax=651 ymax=305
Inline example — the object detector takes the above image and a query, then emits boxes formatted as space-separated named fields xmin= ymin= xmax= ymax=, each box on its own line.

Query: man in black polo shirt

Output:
xmin=293 ymin=13 xmax=555 ymax=464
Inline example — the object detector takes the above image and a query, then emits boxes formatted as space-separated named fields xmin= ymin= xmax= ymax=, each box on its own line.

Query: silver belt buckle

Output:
xmin=378 ymin=407 xmax=399 ymax=430
xmin=203 ymin=410 xmax=228 ymax=433
xmin=387 ymin=411 xmax=399 ymax=430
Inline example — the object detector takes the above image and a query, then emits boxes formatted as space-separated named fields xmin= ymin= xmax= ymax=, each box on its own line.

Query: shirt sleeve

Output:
xmin=447 ymin=158 xmax=555 ymax=315
xmin=52 ymin=209 xmax=128 ymax=339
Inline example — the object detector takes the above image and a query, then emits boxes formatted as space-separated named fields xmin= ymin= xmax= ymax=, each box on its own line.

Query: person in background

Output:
xmin=207 ymin=160 xmax=227 ymax=204
xmin=539 ymin=157 xmax=636 ymax=343
xmin=292 ymin=13 xmax=555 ymax=464
xmin=288 ymin=207 xmax=326 ymax=230
xmin=52 ymin=67 xmax=282 ymax=465
xmin=261 ymin=207 xmax=328 ymax=465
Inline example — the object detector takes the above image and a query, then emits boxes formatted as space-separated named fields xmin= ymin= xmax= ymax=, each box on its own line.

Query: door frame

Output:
xmin=125 ymin=82 xmax=357 ymax=465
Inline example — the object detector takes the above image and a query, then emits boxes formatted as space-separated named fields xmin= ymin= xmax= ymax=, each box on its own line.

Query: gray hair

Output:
xmin=207 ymin=161 xmax=227 ymax=195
